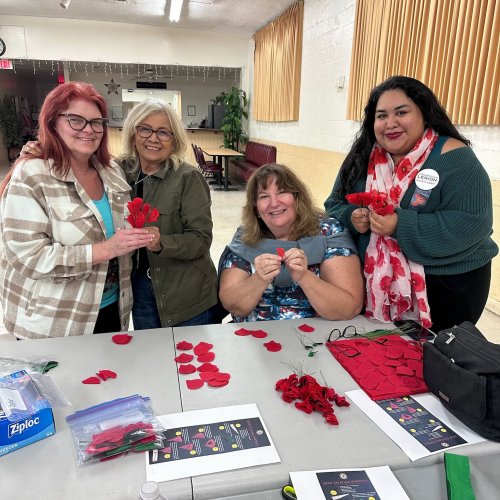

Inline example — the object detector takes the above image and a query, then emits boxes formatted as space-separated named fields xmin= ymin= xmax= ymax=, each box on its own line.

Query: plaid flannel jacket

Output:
xmin=0 ymin=158 xmax=133 ymax=339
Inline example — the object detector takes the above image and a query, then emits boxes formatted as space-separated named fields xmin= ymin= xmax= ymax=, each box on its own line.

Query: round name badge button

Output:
xmin=415 ymin=169 xmax=439 ymax=190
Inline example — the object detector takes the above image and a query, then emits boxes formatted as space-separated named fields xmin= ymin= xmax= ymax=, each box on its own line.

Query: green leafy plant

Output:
xmin=212 ymin=87 xmax=248 ymax=150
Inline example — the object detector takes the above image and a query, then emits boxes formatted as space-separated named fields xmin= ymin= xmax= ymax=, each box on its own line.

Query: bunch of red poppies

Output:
xmin=275 ymin=372 xmax=350 ymax=426
xmin=345 ymin=191 xmax=394 ymax=215
xmin=126 ymin=197 xmax=159 ymax=228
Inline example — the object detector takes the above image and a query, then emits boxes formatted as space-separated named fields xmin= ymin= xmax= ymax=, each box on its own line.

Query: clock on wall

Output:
xmin=0 ymin=37 xmax=6 ymax=57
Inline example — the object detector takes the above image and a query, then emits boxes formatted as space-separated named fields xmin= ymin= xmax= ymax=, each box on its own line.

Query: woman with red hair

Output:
xmin=0 ymin=82 xmax=153 ymax=339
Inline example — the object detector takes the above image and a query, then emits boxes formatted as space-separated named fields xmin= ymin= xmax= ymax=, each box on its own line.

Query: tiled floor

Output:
xmin=0 ymin=160 xmax=499 ymax=343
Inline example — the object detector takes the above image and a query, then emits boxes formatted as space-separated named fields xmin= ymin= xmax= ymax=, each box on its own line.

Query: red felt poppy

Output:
xmin=82 ymin=376 xmax=101 ymax=384
xmin=176 ymin=341 xmax=193 ymax=350
xmin=207 ymin=379 xmax=229 ymax=387
xmin=250 ymin=329 xmax=268 ymax=339
xmin=197 ymin=362 xmax=219 ymax=372
xmin=175 ymin=353 xmax=194 ymax=363
xmin=263 ymin=340 xmax=282 ymax=352
xmin=127 ymin=197 xmax=160 ymax=228
xmin=112 ymin=333 xmax=133 ymax=345
xmin=97 ymin=369 xmax=117 ymax=381
xmin=178 ymin=364 xmax=197 ymax=374
xmin=276 ymin=247 xmax=285 ymax=258
xmin=234 ymin=328 xmax=251 ymax=336
xmin=199 ymin=371 xmax=217 ymax=382
xmin=197 ymin=352 xmax=215 ymax=362
xmin=193 ymin=342 xmax=214 ymax=355
xmin=186 ymin=379 xmax=204 ymax=390
xmin=298 ymin=323 xmax=315 ymax=333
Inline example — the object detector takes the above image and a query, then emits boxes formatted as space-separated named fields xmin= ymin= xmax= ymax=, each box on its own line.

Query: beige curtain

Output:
xmin=252 ymin=1 xmax=303 ymax=122
xmin=348 ymin=0 xmax=499 ymax=125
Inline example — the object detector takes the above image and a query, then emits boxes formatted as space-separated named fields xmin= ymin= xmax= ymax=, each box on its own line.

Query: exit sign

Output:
xmin=0 ymin=60 xmax=13 ymax=69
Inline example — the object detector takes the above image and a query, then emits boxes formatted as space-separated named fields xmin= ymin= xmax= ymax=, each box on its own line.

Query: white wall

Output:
xmin=248 ymin=0 xmax=500 ymax=179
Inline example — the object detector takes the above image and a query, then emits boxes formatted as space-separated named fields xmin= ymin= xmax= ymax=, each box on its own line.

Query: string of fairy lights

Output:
xmin=9 ymin=59 xmax=243 ymax=83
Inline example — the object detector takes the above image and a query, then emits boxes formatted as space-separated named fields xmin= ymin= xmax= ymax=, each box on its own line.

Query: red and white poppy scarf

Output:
xmin=364 ymin=128 xmax=438 ymax=328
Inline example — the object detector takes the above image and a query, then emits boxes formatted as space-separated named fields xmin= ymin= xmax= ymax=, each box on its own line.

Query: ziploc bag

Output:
xmin=0 ymin=370 xmax=51 ymax=422
xmin=66 ymin=395 xmax=164 ymax=466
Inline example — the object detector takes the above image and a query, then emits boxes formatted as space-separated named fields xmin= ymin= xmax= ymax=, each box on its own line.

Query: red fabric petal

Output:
xmin=197 ymin=362 xmax=219 ymax=372
xmin=186 ymin=379 xmax=204 ymax=390
xmin=298 ymin=323 xmax=315 ymax=333
xmin=276 ymin=247 xmax=285 ymax=258
xmin=263 ymin=340 xmax=282 ymax=352
xmin=178 ymin=364 xmax=197 ymax=374
xmin=404 ymin=348 xmax=422 ymax=360
xmin=112 ymin=333 xmax=133 ymax=345
xmin=234 ymin=328 xmax=251 ymax=336
xmin=82 ymin=376 xmax=101 ymax=384
xmin=175 ymin=353 xmax=194 ymax=363
xmin=207 ymin=379 xmax=229 ymax=387
xmin=176 ymin=341 xmax=193 ymax=350
xmin=199 ymin=371 xmax=217 ymax=382
xmin=250 ymin=329 xmax=268 ymax=338
xmin=214 ymin=372 xmax=231 ymax=381
xmin=197 ymin=352 xmax=215 ymax=362
xmin=97 ymin=369 xmax=117 ymax=381
xmin=396 ymin=366 xmax=414 ymax=376
xmin=193 ymin=342 xmax=214 ymax=355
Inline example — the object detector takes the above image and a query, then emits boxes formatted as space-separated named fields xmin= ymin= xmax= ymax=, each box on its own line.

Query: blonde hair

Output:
xmin=241 ymin=163 xmax=324 ymax=246
xmin=119 ymin=99 xmax=188 ymax=174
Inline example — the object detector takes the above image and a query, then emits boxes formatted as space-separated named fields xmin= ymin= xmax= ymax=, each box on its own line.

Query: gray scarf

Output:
xmin=219 ymin=221 xmax=358 ymax=287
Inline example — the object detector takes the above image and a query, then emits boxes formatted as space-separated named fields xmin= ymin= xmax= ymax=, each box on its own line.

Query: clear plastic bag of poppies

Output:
xmin=66 ymin=395 xmax=165 ymax=466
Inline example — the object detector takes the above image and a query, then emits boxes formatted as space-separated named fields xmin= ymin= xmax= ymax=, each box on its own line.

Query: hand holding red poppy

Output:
xmin=369 ymin=210 xmax=398 ymax=236
xmin=283 ymin=248 xmax=308 ymax=283
xmin=351 ymin=208 xmax=370 ymax=234
xmin=253 ymin=253 xmax=282 ymax=285
xmin=145 ymin=225 xmax=161 ymax=252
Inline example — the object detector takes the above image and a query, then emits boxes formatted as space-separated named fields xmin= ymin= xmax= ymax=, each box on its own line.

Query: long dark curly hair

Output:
xmin=336 ymin=76 xmax=470 ymax=198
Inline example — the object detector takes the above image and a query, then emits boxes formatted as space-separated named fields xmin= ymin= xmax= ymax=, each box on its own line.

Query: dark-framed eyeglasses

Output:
xmin=58 ymin=113 xmax=108 ymax=132
xmin=136 ymin=125 xmax=175 ymax=142
xmin=327 ymin=325 xmax=366 ymax=342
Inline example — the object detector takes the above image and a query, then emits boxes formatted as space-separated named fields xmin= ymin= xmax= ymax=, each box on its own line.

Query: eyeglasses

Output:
xmin=327 ymin=325 xmax=366 ymax=342
xmin=58 ymin=113 xmax=108 ymax=132
xmin=136 ymin=125 xmax=175 ymax=142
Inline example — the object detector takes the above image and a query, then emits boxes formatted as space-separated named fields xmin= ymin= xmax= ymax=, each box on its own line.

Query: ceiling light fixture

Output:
xmin=169 ymin=0 xmax=183 ymax=22
xmin=60 ymin=0 xmax=71 ymax=9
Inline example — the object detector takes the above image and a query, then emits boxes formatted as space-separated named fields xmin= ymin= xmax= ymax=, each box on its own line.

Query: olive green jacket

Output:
xmin=123 ymin=159 xmax=218 ymax=326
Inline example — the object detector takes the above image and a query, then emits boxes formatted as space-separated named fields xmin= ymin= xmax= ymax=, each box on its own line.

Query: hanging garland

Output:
xmin=8 ymin=58 xmax=243 ymax=84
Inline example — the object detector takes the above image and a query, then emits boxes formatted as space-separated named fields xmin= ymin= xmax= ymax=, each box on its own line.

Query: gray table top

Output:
xmin=2 ymin=317 xmax=500 ymax=500
xmin=172 ymin=317 xmax=500 ymax=499
xmin=1 ymin=329 xmax=191 ymax=500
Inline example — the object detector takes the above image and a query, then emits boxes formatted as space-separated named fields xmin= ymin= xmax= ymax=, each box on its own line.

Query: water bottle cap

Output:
xmin=140 ymin=481 xmax=160 ymax=499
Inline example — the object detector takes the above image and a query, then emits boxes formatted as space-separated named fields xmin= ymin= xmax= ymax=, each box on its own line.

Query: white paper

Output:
xmin=347 ymin=390 xmax=485 ymax=461
xmin=145 ymin=403 xmax=280 ymax=482
xmin=291 ymin=465 xmax=410 ymax=500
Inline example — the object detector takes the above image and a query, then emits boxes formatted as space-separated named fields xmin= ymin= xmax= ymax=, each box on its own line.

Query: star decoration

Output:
xmin=105 ymin=78 xmax=121 ymax=95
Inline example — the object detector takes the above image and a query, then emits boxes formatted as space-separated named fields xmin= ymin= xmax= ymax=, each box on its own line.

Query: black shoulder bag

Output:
xmin=423 ymin=321 xmax=500 ymax=441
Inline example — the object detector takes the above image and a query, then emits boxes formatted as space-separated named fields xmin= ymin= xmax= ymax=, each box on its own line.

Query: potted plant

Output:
xmin=0 ymin=96 xmax=23 ymax=161
xmin=212 ymin=87 xmax=248 ymax=151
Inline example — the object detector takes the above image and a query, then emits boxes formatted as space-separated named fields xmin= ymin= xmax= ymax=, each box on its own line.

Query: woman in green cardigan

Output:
xmin=325 ymin=76 xmax=498 ymax=333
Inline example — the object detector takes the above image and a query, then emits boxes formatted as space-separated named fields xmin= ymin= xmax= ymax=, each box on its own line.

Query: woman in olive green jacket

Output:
xmin=118 ymin=99 xmax=219 ymax=328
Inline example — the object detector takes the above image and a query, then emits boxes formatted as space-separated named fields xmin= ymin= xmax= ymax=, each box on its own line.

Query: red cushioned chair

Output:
xmin=192 ymin=144 xmax=222 ymax=187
